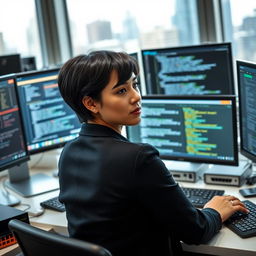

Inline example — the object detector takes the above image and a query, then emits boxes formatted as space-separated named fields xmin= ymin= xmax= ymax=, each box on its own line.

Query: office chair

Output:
xmin=8 ymin=219 xmax=112 ymax=256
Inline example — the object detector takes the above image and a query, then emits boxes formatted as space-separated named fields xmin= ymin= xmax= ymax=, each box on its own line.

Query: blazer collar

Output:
xmin=80 ymin=123 xmax=128 ymax=141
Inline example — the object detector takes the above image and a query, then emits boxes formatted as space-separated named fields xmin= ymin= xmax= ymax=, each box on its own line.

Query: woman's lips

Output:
xmin=131 ymin=107 xmax=141 ymax=114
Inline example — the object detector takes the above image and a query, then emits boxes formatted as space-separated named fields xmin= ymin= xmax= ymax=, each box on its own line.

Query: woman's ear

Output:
xmin=82 ymin=96 xmax=99 ymax=114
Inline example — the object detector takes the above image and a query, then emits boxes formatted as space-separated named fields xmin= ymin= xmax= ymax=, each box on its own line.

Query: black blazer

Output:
xmin=59 ymin=123 xmax=222 ymax=256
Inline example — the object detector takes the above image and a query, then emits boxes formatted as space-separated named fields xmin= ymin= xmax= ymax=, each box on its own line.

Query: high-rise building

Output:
xmin=0 ymin=32 xmax=5 ymax=54
xmin=237 ymin=11 xmax=256 ymax=60
xmin=122 ymin=12 xmax=139 ymax=41
xmin=172 ymin=0 xmax=199 ymax=45
xmin=140 ymin=27 xmax=179 ymax=49
xmin=86 ymin=20 xmax=113 ymax=44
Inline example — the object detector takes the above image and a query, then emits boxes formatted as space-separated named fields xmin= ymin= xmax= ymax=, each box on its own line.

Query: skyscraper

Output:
xmin=122 ymin=12 xmax=139 ymax=41
xmin=172 ymin=0 xmax=199 ymax=45
xmin=0 ymin=32 xmax=5 ymax=54
xmin=86 ymin=20 xmax=113 ymax=44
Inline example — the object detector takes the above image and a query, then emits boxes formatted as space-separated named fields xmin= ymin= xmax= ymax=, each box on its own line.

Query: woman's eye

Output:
xmin=117 ymin=88 xmax=127 ymax=94
xmin=133 ymin=82 xmax=140 ymax=90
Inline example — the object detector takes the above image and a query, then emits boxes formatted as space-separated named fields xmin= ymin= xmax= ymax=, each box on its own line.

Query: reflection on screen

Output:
xmin=142 ymin=43 xmax=234 ymax=95
xmin=16 ymin=69 xmax=81 ymax=154
xmin=127 ymin=96 xmax=238 ymax=165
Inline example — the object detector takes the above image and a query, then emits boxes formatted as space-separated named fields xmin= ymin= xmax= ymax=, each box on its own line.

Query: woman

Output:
xmin=58 ymin=50 xmax=248 ymax=256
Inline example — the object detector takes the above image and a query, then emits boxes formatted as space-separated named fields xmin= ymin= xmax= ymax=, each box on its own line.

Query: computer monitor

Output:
xmin=0 ymin=54 xmax=22 ymax=76
xmin=21 ymin=56 xmax=37 ymax=72
xmin=0 ymin=74 xmax=29 ymax=205
xmin=142 ymin=43 xmax=235 ymax=95
xmin=0 ymin=75 xmax=59 ymax=200
xmin=15 ymin=68 xmax=81 ymax=154
xmin=237 ymin=60 xmax=256 ymax=163
xmin=129 ymin=52 xmax=138 ymax=61
xmin=126 ymin=95 xmax=238 ymax=166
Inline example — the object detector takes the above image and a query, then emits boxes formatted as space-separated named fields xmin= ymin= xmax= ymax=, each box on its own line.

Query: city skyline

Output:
xmin=1 ymin=0 xmax=256 ymax=65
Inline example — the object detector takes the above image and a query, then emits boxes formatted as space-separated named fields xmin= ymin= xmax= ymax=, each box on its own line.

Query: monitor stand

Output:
xmin=5 ymin=162 xmax=59 ymax=197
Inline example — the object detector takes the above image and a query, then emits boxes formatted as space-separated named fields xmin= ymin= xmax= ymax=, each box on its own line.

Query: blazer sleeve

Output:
xmin=133 ymin=143 xmax=222 ymax=244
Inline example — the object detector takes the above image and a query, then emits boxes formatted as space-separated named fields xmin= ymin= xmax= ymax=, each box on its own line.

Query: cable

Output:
xmin=29 ymin=153 xmax=44 ymax=169
xmin=18 ymin=203 xmax=31 ymax=212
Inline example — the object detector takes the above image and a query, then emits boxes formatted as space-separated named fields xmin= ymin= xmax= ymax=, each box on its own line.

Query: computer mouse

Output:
xmin=28 ymin=207 xmax=45 ymax=217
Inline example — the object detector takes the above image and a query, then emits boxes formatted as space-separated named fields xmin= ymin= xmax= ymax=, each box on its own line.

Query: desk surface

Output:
xmin=2 ymin=161 xmax=256 ymax=256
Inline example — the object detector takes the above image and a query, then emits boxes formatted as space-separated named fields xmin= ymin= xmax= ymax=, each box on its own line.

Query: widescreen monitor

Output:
xmin=15 ymin=68 xmax=81 ymax=154
xmin=142 ymin=43 xmax=234 ymax=95
xmin=237 ymin=60 xmax=256 ymax=163
xmin=126 ymin=95 xmax=238 ymax=166
xmin=0 ymin=74 xmax=59 ymax=200
xmin=0 ymin=54 xmax=22 ymax=76
xmin=0 ymin=75 xmax=29 ymax=205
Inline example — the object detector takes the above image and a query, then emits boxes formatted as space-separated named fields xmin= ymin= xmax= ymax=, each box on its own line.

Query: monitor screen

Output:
xmin=237 ymin=60 xmax=256 ymax=163
xmin=142 ymin=43 xmax=234 ymax=95
xmin=15 ymin=68 xmax=81 ymax=154
xmin=0 ymin=75 xmax=29 ymax=171
xmin=0 ymin=54 xmax=22 ymax=76
xmin=126 ymin=95 xmax=238 ymax=165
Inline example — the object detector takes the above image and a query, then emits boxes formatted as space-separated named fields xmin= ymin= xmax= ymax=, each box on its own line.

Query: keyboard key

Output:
xmin=40 ymin=196 xmax=65 ymax=212
xmin=182 ymin=187 xmax=225 ymax=208
xmin=225 ymin=200 xmax=256 ymax=238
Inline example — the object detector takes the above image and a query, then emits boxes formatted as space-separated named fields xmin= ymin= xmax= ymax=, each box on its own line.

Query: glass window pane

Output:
xmin=222 ymin=0 xmax=256 ymax=61
xmin=0 ymin=0 xmax=42 ymax=68
xmin=66 ymin=0 xmax=200 ymax=55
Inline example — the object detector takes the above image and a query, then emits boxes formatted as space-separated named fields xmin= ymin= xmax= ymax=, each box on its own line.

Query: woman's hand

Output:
xmin=203 ymin=195 xmax=249 ymax=222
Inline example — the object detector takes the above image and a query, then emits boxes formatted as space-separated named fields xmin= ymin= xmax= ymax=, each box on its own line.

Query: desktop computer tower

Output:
xmin=0 ymin=205 xmax=29 ymax=249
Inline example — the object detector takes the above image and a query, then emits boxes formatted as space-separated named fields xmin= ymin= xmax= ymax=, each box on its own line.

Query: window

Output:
xmin=222 ymin=0 xmax=256 ymax=61
xmin=0 ymin=0 xmax=42 ymax=68
xmin=66 ymin=0 xmax=200 ymax=55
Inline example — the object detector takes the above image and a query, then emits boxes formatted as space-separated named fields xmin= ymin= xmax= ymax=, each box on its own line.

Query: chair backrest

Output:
xmin=8 ymin=219 xmax=112 ymax=256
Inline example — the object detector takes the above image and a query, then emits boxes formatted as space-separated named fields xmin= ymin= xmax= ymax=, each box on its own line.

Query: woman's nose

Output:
xmin=131 ymin=88 xmax=141 ymax=103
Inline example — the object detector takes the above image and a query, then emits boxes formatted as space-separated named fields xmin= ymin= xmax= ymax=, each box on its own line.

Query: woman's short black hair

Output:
xmin=58 ymin=50 xmax=139 ymax=122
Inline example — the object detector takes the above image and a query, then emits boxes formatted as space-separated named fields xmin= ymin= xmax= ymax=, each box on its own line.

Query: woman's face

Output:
xmin=89 ymin=70 xmax=141 ymax=133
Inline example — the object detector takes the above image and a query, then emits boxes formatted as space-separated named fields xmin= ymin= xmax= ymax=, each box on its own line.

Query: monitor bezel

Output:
xmin=141 ymin=42 xmax=235 ymax=95
xmin=15 ymin=68 xmax=76 ymax=155
xmin=0 ymin=74 xmax=30 ymax=172
xmin=127 ymin=94 xmax=238 ymax=166
xmin=237 ymin=59 xmax=256 ymax=163
xmin=0 ymin=54 xmax=22 ymax=76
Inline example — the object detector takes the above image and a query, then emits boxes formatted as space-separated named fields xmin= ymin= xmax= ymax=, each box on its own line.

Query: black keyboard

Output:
xmin=225 ymin=200 xmax=256 ymax=238
xmin=182 ymin=187 xmax=225 ymax=208
xmin=40 ymin=196 xmax=65 ymax=212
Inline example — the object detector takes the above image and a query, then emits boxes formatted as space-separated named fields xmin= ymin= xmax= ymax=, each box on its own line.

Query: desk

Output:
xmin=178 ymin=180 xmax=256 ymax=256
xmin=1 ymin=167 xmax=256 ymax=256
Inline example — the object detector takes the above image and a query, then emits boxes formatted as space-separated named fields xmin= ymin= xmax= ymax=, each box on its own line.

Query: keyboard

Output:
xmin=225 ymin=200 xmax=256 ymax=238
xmin=40 ymin=196 xmax=65 ymax=212
xmin=182 ymin=187 xmax=225 ymax=208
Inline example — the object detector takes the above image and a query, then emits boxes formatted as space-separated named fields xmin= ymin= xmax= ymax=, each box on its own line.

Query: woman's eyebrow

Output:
xmin=112 ymin=77 xmax=137 ymax=90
